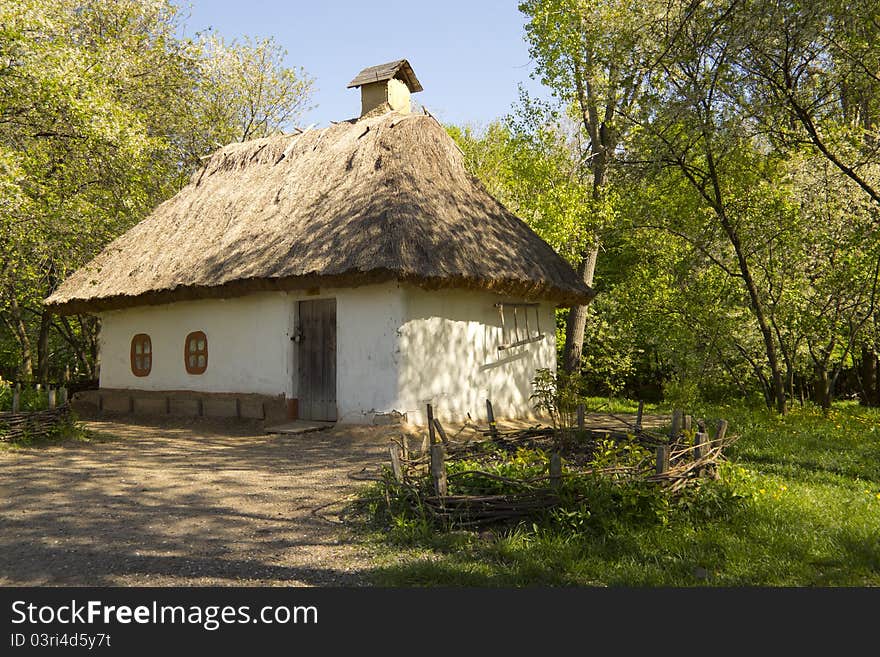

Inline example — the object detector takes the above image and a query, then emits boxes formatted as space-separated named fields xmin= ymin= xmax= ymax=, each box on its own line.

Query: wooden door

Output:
xmin=297 ymin=299 xmax=337 ymax=421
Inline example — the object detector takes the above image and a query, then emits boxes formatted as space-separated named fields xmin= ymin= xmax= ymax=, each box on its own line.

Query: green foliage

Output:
xmin=0 ymin=379 xmax=48 ymax=412
xmin=447 ymin=447 xmax=549 ymax=496
xmin=0 ymin=0 xmax=314 ymax=382
xmin=588 ymin=434 xmax=651 ymax=471
xmin=363 ymin=401 xmax=880 ymax=586
xmin=529 ymin=368 xmax=584 ymax=438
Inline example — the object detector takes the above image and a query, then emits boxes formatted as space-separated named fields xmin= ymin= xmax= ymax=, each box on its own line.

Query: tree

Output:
xmin=519 ymin=0 xmax=658 ymax=373
xmin=0 ymin=0 xmax=314 ymax=382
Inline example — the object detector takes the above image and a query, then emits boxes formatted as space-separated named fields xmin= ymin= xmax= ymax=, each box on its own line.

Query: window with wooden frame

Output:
xmin=184 ymin=331 xmax=208 ymax=374
xmin=130 ymin=334 xmax=152 ymax=376
xmin=495 ymin=302 xmax=544 ymax=351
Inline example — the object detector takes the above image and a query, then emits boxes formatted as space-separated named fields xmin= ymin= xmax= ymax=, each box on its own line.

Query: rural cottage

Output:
xmin=46 ymin=60 xmax=595 ymax=425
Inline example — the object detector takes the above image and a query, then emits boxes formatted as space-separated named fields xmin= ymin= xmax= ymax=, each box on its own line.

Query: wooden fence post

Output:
xmin=716 ymin=420 xmax=729 ymax=442
xmin=635 ymin=400 xmax=644 ymax=434
xmin=431 ymin=443 xmax=447 ymax=496
xmin=655 ymin=444 xmax=670 ymax=475
xmin=684 ymin=414 xmax=692 ymax=433
xmin=486 ymin=399 xmax=499 ymax=440
xmin=433 ymin=418 xmax=449 ymax=446
xmin=400 ymin=435 xmax=408 ymax=461
xmin=12 ymin=384 xmax=20 ymax=413
xmin=576 ymin=403 xmax=585 ymax=431
xmin=426 ymin=403 xmax=437 ymax=445
xmin=670 ymin=409 xmax=683 ymax=442
xmin=420 ymin=434 xmax=430 ymax=456
xmin=549 ymin=452 xmax=562 ymax=489
xmin=48 ymin=388 xmax=56 ymax=410
xmin=389 ymin=444 xmax=403 ymax=483
xmin=694 ymin=431 xmax=707 ymax=460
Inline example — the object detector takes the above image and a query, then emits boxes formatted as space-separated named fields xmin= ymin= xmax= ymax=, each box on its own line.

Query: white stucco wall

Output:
xmin=396 ymin=287 xmax=557 ymax=424
xmin=97 ymin=282 xmax=556 ymax=424
xmin=97 ymin=283 xmax=407 ymax=421
xmin=333 ymin=283 xmax=405 ymax=423
xmin=98 ymin=292 xmax=293 ymax=395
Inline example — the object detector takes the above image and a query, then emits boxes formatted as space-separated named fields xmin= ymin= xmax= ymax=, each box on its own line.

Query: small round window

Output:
xmin=184 ymin=331 xmax=208 ymax=374
xmin=131 ymin=334 xmax=152 ymax=376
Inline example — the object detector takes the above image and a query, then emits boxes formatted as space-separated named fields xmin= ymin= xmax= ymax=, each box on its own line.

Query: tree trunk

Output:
xmin=706 ymin=147 xmax=787 ymax=414
xmin=8 ymin=296 xmax=34 ymax=381
xmin=861 ymin=345 xmax=878 ymax=406
xmin=562 ymin=242 xmax=599 ymax=373
xmin=36 ymin=307 xmax=52 ymax=384
xmin=815 ymin=365 xmax=831 ymax=411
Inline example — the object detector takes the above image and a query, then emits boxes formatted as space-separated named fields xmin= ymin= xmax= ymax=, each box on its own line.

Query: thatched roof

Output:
xmin=46 ymin=112 xmax=595 ymax=315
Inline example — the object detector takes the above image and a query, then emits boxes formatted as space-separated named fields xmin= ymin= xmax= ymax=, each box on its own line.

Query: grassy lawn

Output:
xmin=356 ymin=401 xmax=880 ymax=586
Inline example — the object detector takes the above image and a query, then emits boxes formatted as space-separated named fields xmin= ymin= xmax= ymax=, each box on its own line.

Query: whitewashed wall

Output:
xmin=97 ymin=283 xmax=407 ymax=421
xmin=396 ymin=287 xmax=557 ymax=424
xmin=97 ymin=282 xmax=556 ymax=424
xmin=98 ymin=292 xmax=292 ymax=395
xmin=333 ymin=283 xmax=405 ymax=423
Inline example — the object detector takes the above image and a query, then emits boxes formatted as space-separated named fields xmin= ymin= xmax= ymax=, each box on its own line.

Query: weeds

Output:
xmin=355 ymin=400 xmax=880 ymax=586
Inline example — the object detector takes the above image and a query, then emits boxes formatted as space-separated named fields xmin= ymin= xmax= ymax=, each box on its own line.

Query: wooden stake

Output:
xmin=389 ymin=445 xmax=403 ymax=483
xmin=420 ymin=434 xmax=429 ymax=456
xmin=48 ymin=388 xmax=56 ymax=410
xmin=399 ymin=435 xmax=408 ymax=461
xmin=670 ymin=409 xmax=683 ymax=442
xmin=486 ymin=400 xmax=499 ymax=440
xmin=576 ymin=403 xmax=585 ymax=431
xmin=549 ymin=452 xmax=562 ymax=489
xmin=655 ymin=444 xmax=670 ymax=475
xmin=694 ymin=431 xmax=707 ymax=460
xmin=12 ymin=385 xmax=20 ymax=413
xmin=433 ymin=418 xmax=449 ymax=446
xmin=426 ymin=403 xmax=437 ymax=445
xmin=684 ymin=414 xmax=692 ymax=432
xmin=635 ymin=400 xmax=644 ymax=433
xmin=431 ymin=443 xmax=447 ymax=496
xmin=716 ymin=420 xmax=728 ymax=442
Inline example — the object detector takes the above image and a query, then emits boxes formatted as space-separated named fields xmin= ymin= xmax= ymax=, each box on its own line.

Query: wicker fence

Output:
xmin=0 ymin=383 xmax=72 ymax=442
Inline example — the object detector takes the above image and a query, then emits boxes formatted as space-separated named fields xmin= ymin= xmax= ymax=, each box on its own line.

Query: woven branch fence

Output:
xmin=0 ymin=383 xmax=73 ymax=442
xmin=0 ymin=405 xmax=72 ymax=442
xmin=385 ymin=402 xmax=735 ymax=527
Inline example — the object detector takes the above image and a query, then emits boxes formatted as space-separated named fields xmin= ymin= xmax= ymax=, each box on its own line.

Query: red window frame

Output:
xmin=130 ymin=334 xmax=152 ymax=377
xmin=184 ymin=331 xmax=208 ymax=374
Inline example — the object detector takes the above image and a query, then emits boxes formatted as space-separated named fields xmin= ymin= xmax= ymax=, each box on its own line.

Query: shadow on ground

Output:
xmin=0 ymin=417 xmax=389 ymax=586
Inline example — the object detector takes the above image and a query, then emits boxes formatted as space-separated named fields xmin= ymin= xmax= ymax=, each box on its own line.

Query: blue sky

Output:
xmin=179 ymin=1 xmax=550 ymax=128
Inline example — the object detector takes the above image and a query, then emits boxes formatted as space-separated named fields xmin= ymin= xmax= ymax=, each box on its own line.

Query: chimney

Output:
xmin=347 ymin=59 xmax=423 ymax=118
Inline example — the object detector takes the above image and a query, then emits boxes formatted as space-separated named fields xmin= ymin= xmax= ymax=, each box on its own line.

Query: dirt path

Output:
xmin=0 ymin=412 xmax=665 ymax=586
xmin=0 ymin=418 xmax=389 ymax=586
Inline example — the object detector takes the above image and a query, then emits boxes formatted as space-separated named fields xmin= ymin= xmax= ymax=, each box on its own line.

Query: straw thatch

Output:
xmin=46 ymin=112 xmax=595 ymax=315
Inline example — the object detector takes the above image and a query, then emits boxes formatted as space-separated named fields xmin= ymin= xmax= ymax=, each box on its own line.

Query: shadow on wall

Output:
xmin=397 ymin=289 xmax=552 ymax=424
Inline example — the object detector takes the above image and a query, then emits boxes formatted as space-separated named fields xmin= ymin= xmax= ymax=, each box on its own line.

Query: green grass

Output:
xmin=579 ymin=396 xmax=665 ymax=414
xmin=356 ymin=400 xmax=880 ymax=586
